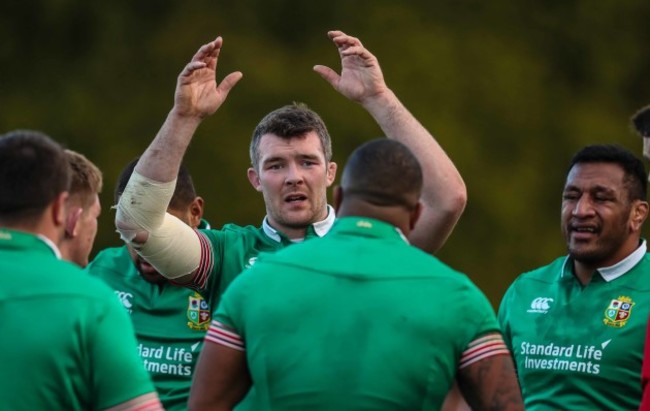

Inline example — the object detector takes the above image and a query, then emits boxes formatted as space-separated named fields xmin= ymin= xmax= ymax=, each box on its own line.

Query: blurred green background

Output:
xmin=2 ymin=0 xmax=650 ymax=307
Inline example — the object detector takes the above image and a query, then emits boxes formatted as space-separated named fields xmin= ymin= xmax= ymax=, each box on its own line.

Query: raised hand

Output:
xmin=313 ymin=30 xmax=389 ymax=105
xmin=174 ymin=37 xmax=243 ymax=119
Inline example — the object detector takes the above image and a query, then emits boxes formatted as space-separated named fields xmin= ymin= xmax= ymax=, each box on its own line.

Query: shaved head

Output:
xmin=341 ymin=139 xmax=422 ymax=210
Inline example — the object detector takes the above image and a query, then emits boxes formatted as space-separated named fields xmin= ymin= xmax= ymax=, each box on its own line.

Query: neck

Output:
xmin=0 ymin=214 xmax=63 ymax=247
xmin=337 ymin=202 xmax=410 ymax=235
xmin=573 ymin=263 xmax=597 ymax=286
xmin=572 ymin=237 xmax=642 ymax=286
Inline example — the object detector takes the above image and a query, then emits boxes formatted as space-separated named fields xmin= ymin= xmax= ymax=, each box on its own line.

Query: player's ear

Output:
xmin=65 ymin=206 xmax=83 ymax=238
xmin=247 ymin=167 xmax=262 ymax=192
xmin=326 ymin=162 xmax=337 ymax=187
xmin=630 ymin=200 xmax=649 ymax=232
xmin=188 ymin=197 xmax=205 ymax=228
xmin=52 ymin=191 xmax=69 ymax=228
xmin=409 ymin=201 xmax=423 ymax=231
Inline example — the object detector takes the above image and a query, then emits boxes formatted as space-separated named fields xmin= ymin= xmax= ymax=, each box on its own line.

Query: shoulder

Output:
xmin=510 ymin=256 xmax=565 ymax=286
xmin=499 ymin=257 xmax=565 ymax=311
xmin=200 ymin=223 xmax=272 ymax=245
xmin=86 ymin=246 xmax=133 ymax=278
xmin=53 ymin=260 xmax=120 ymax=301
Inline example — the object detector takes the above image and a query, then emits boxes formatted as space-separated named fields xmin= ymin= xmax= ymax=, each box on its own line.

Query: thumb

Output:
xmin=313 ymin=65 xmax=339 ymax=89
xmin=217 ymin=71 xmax=244 ymax=94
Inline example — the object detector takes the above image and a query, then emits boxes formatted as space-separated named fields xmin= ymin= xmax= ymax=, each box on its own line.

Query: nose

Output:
xmin=284 ymin=162 xmax=304 ymax=186
xmin=572 ymin=196 xmax=594 ymax=217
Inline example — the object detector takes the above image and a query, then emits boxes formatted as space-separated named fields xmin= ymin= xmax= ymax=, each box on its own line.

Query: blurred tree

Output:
xmin=2 ymin=0 xmax=650 ymax=306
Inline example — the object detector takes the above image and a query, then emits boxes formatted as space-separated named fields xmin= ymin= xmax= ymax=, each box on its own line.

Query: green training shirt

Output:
xmin=189 ymin=208 xmax=335 ymax=295
xmin=87 ymin=246 xmax=215 ymax=411
xmin=498 ymin=242 xmax=650 ymax=410
xmin=211 ymin=217 xmax=504 ymax=410
xmin=0 ymin=229 xmax=154 ymax=410
xmin=87 ymin=212 xmax=333 ymax=410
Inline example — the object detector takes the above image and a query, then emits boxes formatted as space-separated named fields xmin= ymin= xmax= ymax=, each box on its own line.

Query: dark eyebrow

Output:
xmin=298 ymin=154 xmax=321 ymax=161
xmin=261 ymin=156 xmax=285 ymax=165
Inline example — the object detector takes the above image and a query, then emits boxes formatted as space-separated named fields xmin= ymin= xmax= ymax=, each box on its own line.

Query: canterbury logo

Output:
xmin=527 ymin=297 xmax=554 ymax=313
xmin=115 ymin=291 xmax=133 ymax=310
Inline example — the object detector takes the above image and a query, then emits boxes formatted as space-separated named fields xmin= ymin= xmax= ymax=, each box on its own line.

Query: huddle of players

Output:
xmin=4 ymin=30 xmax=650 ymax=411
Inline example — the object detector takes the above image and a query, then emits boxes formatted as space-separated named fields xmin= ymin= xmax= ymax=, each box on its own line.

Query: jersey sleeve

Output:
xmin=206 ymin=270 xmax=250 ymax=350
xmin=462 ymin=280 xmax=503 ymax=339
xmin=88 ymin=287 xmax=156 ymax=409
xmin=455 ymin=279 xmax=509 ymax=368
xmin=171 ymin=230 xmax=216 ymax=291
xmin=165 ymin=228 xmax=223 ymax=294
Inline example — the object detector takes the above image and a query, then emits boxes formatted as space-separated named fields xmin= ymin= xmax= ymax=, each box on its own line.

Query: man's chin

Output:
xmin=136 ymin=262 xmax=168 ymax=284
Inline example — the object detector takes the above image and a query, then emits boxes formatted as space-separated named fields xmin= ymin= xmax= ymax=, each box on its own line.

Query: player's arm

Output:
xmin=189 ymin=321 xmax=252 ymax=411
xmin=115 ymin=37 xmax=241 ymax=284
xmin=441 ymin=382 xmax=471 ymax=411
xmin=91 ymin=288 xmax=164 ymax=410
xmin=455 ymin=332 xmax=523 ymax=411
xmin=314 ymin=30 xmax=467 ymax=254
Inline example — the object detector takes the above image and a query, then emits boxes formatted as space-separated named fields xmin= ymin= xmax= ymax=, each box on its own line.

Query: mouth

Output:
xmin=137 ymin=258 xmax=160 ymax=276
xmin=569 ymin=224 xmax=599 ymax=240
xmin=284 ymin=193 xmax=308 ymax=204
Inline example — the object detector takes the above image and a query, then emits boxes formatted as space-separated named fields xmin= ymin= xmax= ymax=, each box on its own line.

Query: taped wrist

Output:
xmin=115 ymin=170 xmax=200 ymax=279
xmin=115 ymin=170 xmax=175 ymax=242
xmin=135 ymin=213 xmax=201 ymax=278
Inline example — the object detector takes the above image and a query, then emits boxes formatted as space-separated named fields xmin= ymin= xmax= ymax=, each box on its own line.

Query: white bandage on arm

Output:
xmin=115 ymin=170 xmax=201 ymax=279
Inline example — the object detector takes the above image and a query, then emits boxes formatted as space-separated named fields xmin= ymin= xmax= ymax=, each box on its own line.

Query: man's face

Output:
xmin=247 ymin=132 xmax=336 ymax=238
xmin=128 ymin=206 xmax=196 ymax=284
xmin=561 ymin=162 xmax=637 ymax=268
xmin=71 ymin=194 xmax=101 ymax=267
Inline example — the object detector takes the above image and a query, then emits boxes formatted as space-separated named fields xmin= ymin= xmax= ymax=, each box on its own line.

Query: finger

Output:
xmin=330 ymin=33 xmax=362 ymax=49
xmin=217 ymin=71 xmax=244 ymax=94
xmin=179 ymin=61 xmax=208 ymax=78
xmin=340 ymin=46 xmax=376 ymax=62
xmin=327 ymin=30 xmax=345 ymax=39
xmin=191 ymin=36 xmax=222 ymax=63
xmin=313 ymin=65 xmax=340 ymax=88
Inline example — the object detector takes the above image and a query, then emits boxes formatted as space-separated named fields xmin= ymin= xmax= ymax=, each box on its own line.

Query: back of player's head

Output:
xmin=0 ymin=130 xmax=71 ymax=222
xmin=115 ymin=158 xmax=197 ymax=210
xmin=250 ymin=102 xmax=333 ymax=170
xmin=341 ymin=139 xmax=422 ymax=210
xmin=568 ymin=144 xmax=647 ymax=201
xmin=65 ymin=149 xmax=103 ymax=209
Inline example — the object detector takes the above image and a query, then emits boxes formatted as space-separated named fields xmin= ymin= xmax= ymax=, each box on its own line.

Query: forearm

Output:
xmin=115 ymin=171 xmax=201 ymax=281
xmin=135 ymin=108 xmax=203 ymax=182
xmin=362 ymin=90 xmax=467 ymax=252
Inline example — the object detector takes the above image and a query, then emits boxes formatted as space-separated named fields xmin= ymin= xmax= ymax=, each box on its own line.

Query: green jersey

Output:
xmin=86 ymin=212 xmax=334 ymax=410
xmin=498 ymin=243 xmax=650 ymax=410
xmin=0 ymin=229 xmax=154 ymax=410
xmin=211 ymin=217 xmax=505 ymax=410
xmin=87 ymin=246 xmax=215 ymax=411
xmin=188 ymin=209 xmax=334 ymax=294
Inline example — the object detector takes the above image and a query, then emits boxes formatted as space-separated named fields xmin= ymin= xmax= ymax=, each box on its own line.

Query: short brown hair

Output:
xmin=249 ymin=102 xmax=333 ymax=170
xmin=65 ymin=149 xmax=103 ymax=208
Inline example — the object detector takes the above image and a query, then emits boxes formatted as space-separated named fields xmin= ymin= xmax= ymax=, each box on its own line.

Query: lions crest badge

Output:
xmin=603 ymin=296 xmax=634 ymax=328
xmin=187 ymin=292 xmax=211 ymax=331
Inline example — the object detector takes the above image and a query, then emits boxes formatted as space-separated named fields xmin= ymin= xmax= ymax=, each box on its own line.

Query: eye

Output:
xmin=562 ymin=192 xmax=579 ymax=201
xmin=593 ymin=195 xmax=613 ymax=202
xmin=267 ymin=163 xmax=283 ymax=170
